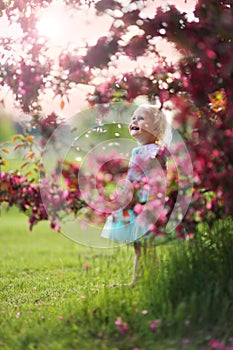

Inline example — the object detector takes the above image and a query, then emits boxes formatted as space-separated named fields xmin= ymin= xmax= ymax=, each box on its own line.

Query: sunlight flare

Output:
xmin=36 ymin=11 xmax=63 ymax=42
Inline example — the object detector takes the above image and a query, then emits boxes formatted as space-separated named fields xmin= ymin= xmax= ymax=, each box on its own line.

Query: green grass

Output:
xmin=0 ymin=205 xmax=233 ymax=350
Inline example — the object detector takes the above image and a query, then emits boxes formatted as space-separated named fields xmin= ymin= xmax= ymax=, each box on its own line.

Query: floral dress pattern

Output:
xmin=101 ymin=143 xmax=161 ymax=243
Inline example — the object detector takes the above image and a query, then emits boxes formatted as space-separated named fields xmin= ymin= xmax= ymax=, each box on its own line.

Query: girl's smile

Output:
xmin=129 ymin=109 xmax=157 ymax=145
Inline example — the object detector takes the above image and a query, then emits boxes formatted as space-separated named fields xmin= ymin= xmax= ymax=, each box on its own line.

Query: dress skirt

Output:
xmin=101 ymin=208 xmax=151 ymax=243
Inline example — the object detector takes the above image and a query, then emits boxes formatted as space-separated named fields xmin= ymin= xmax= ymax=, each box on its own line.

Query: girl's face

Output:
xmin=129 ymin=108 xmax=157 ymax=145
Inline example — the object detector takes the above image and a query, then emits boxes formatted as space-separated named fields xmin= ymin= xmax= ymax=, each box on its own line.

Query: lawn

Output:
xmin=0 ymin=205 xmax=233 ymax=350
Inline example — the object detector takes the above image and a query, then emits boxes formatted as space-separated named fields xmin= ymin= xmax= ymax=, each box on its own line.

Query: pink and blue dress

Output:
xmin=101 ymin=143 xmax=166 ymax=243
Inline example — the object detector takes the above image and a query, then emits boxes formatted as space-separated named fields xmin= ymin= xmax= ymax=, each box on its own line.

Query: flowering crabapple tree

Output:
xmin=0 ymin=0 xmax=232 ymax=236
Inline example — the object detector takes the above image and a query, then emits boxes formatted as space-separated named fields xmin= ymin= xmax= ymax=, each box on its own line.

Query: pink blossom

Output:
xmin=212 ymin=149 xmax=219 ymax=157
xmin=120 ymin=323 xmax=129 ymax=335
xmin=114 ymin=317 xmax=129 ymax=335
xmin=208 ymin=339 xmax=225 ymax=350
xmin=141 ymin=310 xmax=148 ymax=315
xmin=187 ymin=233 xmax=194 ymax=240
xmin=149 ymin=319 xmax=160 ymax=332
xmin=83 ymin=263 xmax=89 ymax=270
xmin=206 ymin=49 xmax=216 ymax=60
xmin=115 ymin=317 xmax=123 ymax=327
xmin=133 ymin=203 xmax=143 ymax=214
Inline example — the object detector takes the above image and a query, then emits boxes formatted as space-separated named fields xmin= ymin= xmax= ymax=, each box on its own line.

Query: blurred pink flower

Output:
xmin=133 ymin=203 xmax=143 ymax=214
xmin=149 ymin=319 xmax=161 ymax=332
xmin=208 ymin=339 xmax=226 ymax=350
xmin=114 ymin=317 xmax=129 ymax=335
xmin=115 ymin=317 xmax=123 ymax=327
xmin=142 ymin=310 xmax=148 ymax=315
xmin=83 ymin=263 xmax=89 ymax=270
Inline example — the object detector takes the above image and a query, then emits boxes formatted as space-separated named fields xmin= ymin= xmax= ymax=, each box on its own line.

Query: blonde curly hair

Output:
xmin=134 ymin=104 xmax=172 ymax=147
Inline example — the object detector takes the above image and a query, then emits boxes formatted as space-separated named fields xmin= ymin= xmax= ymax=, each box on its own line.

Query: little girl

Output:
xmin=101 ymin=104 xmax=171 ymax=285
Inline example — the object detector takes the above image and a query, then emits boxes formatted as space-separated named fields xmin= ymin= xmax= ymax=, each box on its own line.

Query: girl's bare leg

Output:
xmin=131 ymin=239 xmax=157 ymax=286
